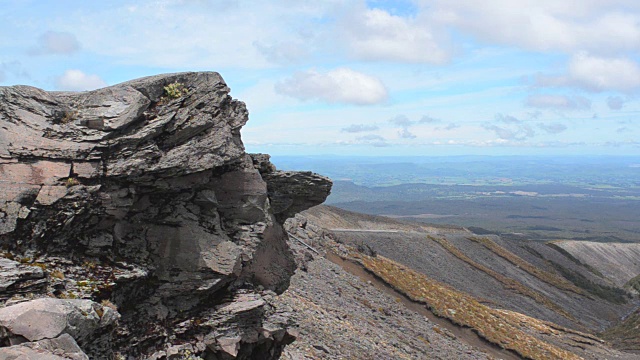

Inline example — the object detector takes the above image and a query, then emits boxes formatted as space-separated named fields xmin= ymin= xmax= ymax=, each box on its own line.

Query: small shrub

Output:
xmin=50 ymin=270 xmax=65 ymax=279
xmin=65 ymin=177 xmax=80 ymax=187
xmin=61 ymin=110 xmax=79 ymax=124
xmin=163 ymin=82 xmax=188 ymax=99
xmin=180 ymin=349 xmax=204 ymax=360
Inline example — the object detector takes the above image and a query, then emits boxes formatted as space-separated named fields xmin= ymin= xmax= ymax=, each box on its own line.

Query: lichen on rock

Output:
xmin=0 ymin=72 xmax=332 ymax=359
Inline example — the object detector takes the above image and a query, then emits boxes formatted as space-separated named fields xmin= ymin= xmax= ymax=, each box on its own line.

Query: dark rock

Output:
xmin=0 ymin=258 xmax=47 ymax=300
xmin=0 ymin=72 xmax=331 ymax=359
xmin=263 ymin=171 xmax=332 ymax=223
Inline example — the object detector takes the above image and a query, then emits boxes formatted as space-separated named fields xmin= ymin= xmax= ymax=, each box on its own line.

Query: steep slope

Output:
xmin=553 ymin=241 xmax=640 ymax=287
xmin=276 ymin=254 xmax=495 ymax=359
xmin=287 ymin=205 xmax=639 ymax=359
xmin=0 ymin=73 xmax=331 ymax=359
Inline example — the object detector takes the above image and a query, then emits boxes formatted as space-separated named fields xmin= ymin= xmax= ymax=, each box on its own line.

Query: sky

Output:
xmin=1 ymin=0 xmax=640 ymax=156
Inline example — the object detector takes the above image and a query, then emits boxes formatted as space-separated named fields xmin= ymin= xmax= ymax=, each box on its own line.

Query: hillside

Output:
xmin=282 ymin=205 xmax=640 ymax=359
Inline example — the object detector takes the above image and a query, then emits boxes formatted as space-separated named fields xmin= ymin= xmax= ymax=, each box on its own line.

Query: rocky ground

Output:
xmin=277 ymin=254 xmax=494 ymax=360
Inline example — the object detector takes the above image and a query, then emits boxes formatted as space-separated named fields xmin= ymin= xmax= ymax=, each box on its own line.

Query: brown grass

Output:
xmin=427 ymin=235 xmax=576 ymax=321
xmin=354 ymin=252 xmax=583 ymax=360
xmin=468 ymin=237 xmax=587 ymax=296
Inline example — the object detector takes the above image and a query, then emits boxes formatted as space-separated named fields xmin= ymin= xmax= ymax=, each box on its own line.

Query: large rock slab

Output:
xmin=0 ymin=334 xmax=89 ymax=360
xmin=0 ymin=298 xmax=118 ymax=344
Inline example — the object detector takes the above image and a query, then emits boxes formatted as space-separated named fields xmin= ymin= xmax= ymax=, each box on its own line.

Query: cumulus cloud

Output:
xmin=342 ymin=124 xmax=379 ymax=133
xmin=607 ymin=96 xmax=626 ymax=110
xmin=29 ymin=31 xmax=80 ymax=55
xmin=389 ymin=115 xmax=418 ymax=138
xmin=340 ymin=7 xmax=450 ymax=64
xmin=525 ymin=94 xmax=591 ymax=110
xmin=426 ymin=1 xmax=640 ymax=55
xmin=538 ymin=122 xmax=568 ymax=134
xmin=536 ymin=53 xmax=640 ymax=92
xmin=567 ymin=53 xmax=640 ymax=92
xmin=275 ymin=68 xmax=388 ymax=105
xmin=55 ymin=70 xmax=107 ymax=91
xmin=483 ymin=114 xmax=535 ymax=140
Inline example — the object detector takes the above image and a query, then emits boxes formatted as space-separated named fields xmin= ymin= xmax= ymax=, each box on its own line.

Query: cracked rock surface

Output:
xmin=0 ymin=72 xmax=331 ymax=359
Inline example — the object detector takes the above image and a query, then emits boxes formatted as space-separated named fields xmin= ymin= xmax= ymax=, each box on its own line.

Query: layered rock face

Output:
xmin=0 ymin=72 xmax=331 ymax=359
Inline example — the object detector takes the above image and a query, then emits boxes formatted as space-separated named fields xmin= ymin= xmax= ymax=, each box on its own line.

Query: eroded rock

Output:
xmin=0 ymin=258 xmax=46 ymax=300
xmin=0 ymin=72 xmax=331 ymax=359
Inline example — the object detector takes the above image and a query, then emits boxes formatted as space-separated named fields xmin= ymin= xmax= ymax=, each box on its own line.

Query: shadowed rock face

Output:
xmin=0 ymin=72 xmax=331 ymax=359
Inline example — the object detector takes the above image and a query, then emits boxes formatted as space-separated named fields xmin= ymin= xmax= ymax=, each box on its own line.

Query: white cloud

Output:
xmin=567 ymin=53 xmax=640 ymax=92
xmin=389 ymin=114 xmax=418 ymax=138
xmin=49 ymin=1 xmax=336 ymax=69
xmin=55 ymin=70 xmax=107 ymax=91
xmin=29 ymin=31 xmax=80 ymax=55
xmin=534 ymin=53 xmax=640 ymax=93
xmin=525 ymin=94 xmax=591 ymax=110
xmin=340 ymin=7 xmax=450 ymax=64
xmin=424 ymin=0 xmax=640 ymax=55
xmin=275 ymin=68 xmax=388 ymax=105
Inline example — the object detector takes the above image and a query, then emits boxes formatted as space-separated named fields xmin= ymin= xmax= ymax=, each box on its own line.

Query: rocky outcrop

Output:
xmin=0 ymin=72 xmax=331 ymax=359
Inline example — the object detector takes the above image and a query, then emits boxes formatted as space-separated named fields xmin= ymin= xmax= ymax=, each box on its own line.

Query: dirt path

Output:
xmin=326 ymin=252 xmax=522 ymax=360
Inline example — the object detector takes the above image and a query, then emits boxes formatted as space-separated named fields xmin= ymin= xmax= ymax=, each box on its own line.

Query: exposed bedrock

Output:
xmin=0 ymin=72 xmax=332 ymax=359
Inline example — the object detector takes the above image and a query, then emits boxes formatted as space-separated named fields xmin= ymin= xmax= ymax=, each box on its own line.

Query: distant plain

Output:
xmin=272 ymin=156 xmax=640 ymax=242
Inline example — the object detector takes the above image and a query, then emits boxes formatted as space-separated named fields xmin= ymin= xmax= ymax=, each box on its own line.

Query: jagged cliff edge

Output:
xmin=0 ymin=72 xmax=331 ymax=359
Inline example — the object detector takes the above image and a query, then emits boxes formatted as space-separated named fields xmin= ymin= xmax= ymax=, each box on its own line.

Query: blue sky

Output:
xmin=1 ymin=0 xmax=640 ymax=156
